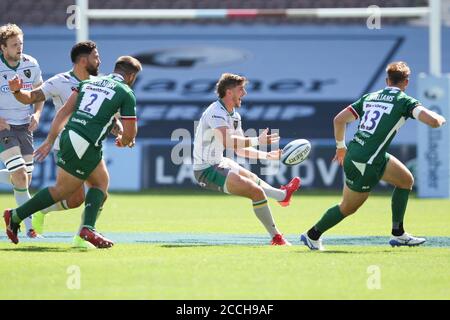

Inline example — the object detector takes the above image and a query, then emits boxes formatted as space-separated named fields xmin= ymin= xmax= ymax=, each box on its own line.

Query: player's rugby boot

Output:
xmin=271 ymin=234 xmax=292 ymax=246
xmin=300 ymin=232 xmax=325 ymax=251
xmin=279 ymin=177 xmax=301 ymax=207
xmin=389 ymin=233 xmax=426 ymax=247
xmin=4 ymin=209 xmax=20 ymax=244
xmin=79 ymin=227 xmax=114 ymax=248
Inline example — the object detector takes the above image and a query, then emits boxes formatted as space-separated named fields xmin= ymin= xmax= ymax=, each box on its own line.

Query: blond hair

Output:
xmin=216 ymin=73 xmax=247 ymax=98
xmin=386 ymin=61 xmax=411 ymax=85
xmin=0 ymin=24 xmax=23 ymax=47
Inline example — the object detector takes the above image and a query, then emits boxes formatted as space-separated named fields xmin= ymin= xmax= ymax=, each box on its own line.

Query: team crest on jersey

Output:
xmin=23 ymin=69 xmax=31 ymax=78
xmin=233 ymin=120 xmax=238 ymax=129
xmin=2 ymin=74 xmax=6 ymax=80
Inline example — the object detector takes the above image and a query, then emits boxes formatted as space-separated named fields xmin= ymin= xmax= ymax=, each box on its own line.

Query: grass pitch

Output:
xmin=0 ymin=192 xmax=449 ymax=299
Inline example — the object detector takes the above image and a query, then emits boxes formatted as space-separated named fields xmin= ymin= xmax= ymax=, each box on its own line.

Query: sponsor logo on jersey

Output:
xmin=354 ymin=136 xmax=365 ymax=146
xmin=233 ymin=120 xmax=238 ymax=129
xmin=23 ymin=69 xmax=31 ymax=78
xmin=71 ymin=117 xmax=87 ymax=125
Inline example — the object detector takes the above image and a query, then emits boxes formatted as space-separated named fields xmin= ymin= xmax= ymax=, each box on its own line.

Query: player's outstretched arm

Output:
xmin=215 ymin=127 xmax=280 ymax=151
xmin=414 ymin=106 xmax=446 ymax=128
xmin=9 ymin=75 xmax=46 ymax=105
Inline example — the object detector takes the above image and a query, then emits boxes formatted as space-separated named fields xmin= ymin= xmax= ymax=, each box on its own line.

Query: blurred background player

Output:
xmin=193 ymin=73 xmax=301 ymax=246
xmin=0 ymin=23 xmax=44 ymax=238
xmin=300 ymin=61 xmax=447 ymax=251
xmin=4 ymin=56 xmax=141 ymax=248
xmin=8 ymin=41 xmax=106 ymax=246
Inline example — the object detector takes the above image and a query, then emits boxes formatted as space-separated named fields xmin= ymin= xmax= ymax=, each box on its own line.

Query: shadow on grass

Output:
xmin=159 ymin=244 xmax=218 ymax=248
xmin=0 ymin=246 xmax=94 ymax=253
xmin=294 ymin=249 xmax=397 ymax=254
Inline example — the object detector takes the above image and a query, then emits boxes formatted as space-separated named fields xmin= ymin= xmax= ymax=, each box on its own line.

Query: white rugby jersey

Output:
xmin=0 ymin=53 xmax=43 ymax=125
xmin=41 ymin=70 xmax=82 ymax=113
xmin=193 ymin=100 xmax=242 ymax=171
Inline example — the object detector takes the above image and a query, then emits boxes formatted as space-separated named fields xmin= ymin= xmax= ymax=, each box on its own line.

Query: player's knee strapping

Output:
xmin=4 ymin=155 xmax=25 ymax=172
xmin=25 ymin=160 xmax=34 ymax=174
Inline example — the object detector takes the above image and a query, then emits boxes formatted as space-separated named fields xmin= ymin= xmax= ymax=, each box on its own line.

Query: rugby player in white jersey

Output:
xmin=7 ymin=41 xmax=110 ymax=247
xmin=0 ymin=24 xmax=44 ymax=238
xmin=193 ymin=73 xmax=301 ymax=246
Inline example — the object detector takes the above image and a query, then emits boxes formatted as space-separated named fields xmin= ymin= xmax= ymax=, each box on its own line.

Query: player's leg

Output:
xmin=0 ymin=144 xmax=34 ymax=233
xmin=76 ymin=160 xmax=112 ymax=248
xmin=225 ymin=171 xmax=290 ymax=245
xmin=301 ymin=155 xmax=372 ymax=250
xmin=4 ymin=167 xmax=84 ymax=244
xmin=301 ymin=184 xmax=370 ymax=250
xmin=381 ymin=154 xmax=424 ymax=246
xmin=236 ymin=164 xmax=301 ymax=206
xmin=40 ymin=153 xmax=85 ymax=214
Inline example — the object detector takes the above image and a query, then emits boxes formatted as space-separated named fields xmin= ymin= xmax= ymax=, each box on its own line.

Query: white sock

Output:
xmin=252 ymin=199 xmax=280 ymax=237
xmin=0 ymin=169 xmax=12 ymax=186
xmin=41 ymin=200 xmax=68 ymax=214
xmin=257 ymin=179 xmax=286 ymax=201
xmin=14 ymin=187 xmax=33 ymax=231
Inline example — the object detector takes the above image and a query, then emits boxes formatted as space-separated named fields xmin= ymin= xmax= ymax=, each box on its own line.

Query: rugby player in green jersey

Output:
xmin=301 ymin=61 xmax=446 ymax=250
xmin=4 ymin=56 xmax=141 ymax=248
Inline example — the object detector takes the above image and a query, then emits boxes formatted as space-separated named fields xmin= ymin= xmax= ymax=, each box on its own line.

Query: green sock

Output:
xmin=315 ymin=205 xmax=345 ymax=233
xmin=392 ymin=188 xmax=410 ymax=229
xmin=13 ymin=187 xmax=55 ymax=223
xmin=82 ymin=188 xmax=105 ymax=229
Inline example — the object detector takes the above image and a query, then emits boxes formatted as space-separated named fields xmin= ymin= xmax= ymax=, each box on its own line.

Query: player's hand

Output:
xmin=8 ymin=75 xmax=23 ymax=93
xmin=34 ymin=139 xmax=52 ymax=162
xmin=115 ymin=135 xmax=125 ymax=147
xmin=266 ymin=149 xmax=282 ymax=160
xmin=258 ymin=128 xmax=280 ymax=145
xmin=110 ymin=118 xmax=123 ymax=137
xmin=0 ymin=117 xmax=10 ymax=131
xmin=333 ymin=147 xmax=347 ymax=166
xmin=28 ymin=113 xmax=40 ymax=132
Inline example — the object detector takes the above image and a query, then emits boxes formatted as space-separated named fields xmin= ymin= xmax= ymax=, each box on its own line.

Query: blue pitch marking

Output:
xmin=1 ymin=232 xmax=450 ymax=247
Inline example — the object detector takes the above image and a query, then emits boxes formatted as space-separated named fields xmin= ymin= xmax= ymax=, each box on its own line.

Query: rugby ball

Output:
xmin=281 ymin=139 xmax=311 ymax=166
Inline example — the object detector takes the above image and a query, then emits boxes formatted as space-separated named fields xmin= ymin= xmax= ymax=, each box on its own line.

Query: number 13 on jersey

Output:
xmin=359 ymin=101 xmax=393 ymax=134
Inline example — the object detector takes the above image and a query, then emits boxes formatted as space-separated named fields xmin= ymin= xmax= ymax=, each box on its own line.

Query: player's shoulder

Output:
xmin=21 ymin=54 xmax=40 ymax=67
xmin=45 ymin=71 xmax=72 ymax=83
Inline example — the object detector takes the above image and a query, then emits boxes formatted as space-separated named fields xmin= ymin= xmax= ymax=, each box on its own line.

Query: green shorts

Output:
xmin=56 ymin=129 xmax=102 ymax=180
xmin=343 ymin=153 xmax=390 ymax=193
xmin=193 ymin=158 xmax=241 ymax=194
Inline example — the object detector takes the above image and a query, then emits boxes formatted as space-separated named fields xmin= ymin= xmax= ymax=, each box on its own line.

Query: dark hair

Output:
xmin=386 ymin=61 xmax=411 ymax=85
xmin=114 ymin=56 xmax=142 ymax=75
xmin=216 ymin=73 xmax=247 ymax=98
xmin=70 ymin=41 xmax=97 ymax=63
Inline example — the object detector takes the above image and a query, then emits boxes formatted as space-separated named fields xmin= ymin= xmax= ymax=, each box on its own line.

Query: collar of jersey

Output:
xmin=385 ymin=86 xmax=402 ymax=91
xmin=218 ymin=99 xmax=235 ymax=116
xmin=0 ymin=53 xmax=20 ymax=71
xmin=69 ymin=70 xmax=82 ymax=82
xmin=109 ymin=73 xmax=125 ymax=83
